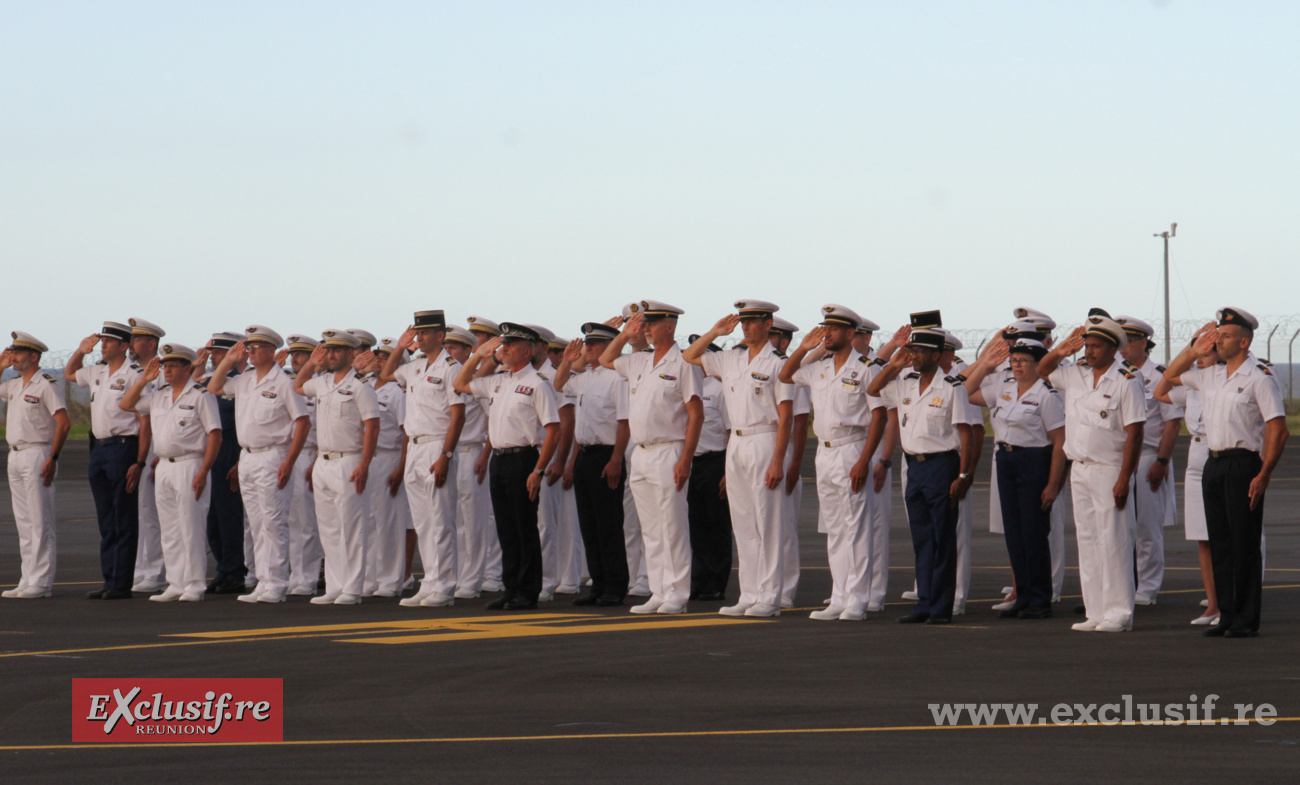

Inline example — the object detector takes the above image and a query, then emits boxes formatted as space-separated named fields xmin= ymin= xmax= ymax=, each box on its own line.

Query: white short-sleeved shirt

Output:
xmin=460 ymin=392 xmax=489 ymax=445
xmin=1180 ymin=352 xmax=1285 ymax=453
xmin=792 ymin=351 xmax=885 ymax=441
xmin=1167 ymin=385 xmax=1204 ymax=439
xmin=286 ymin=370 xmax=319 ymax=452
xmin=613 ymin=343 xmax=704 ymax=445
xmin=301 ymin=372 xmax=381 ymax=453
xmin=467 ymin=364 xmax=560 ymax=449
xmin=696 ymin=375 xmax=730 ymax=455
xmin=700 ymin=345 xmax=793 ymax=430
xmin=950 ymin=359 xmax=985 ymax=426
xmin=1 ymin=372 xmax=67 ymax=446
xmin=567 ymin=366 xmax=628 ymax=447
xmin=372 ymin=380 xmax=407 ymax=452
xmin=393 ymin=350 xmax=467 ymax=439
xmin=1132 ymin=359 xmax=1184 ymax=452
xmin=75 ymin=361 xmax=148 ymax=438
xmin=1048 ymin=361 xmax=1147 ymax=464
xmin=977 ymin=372 xmax=1065 ymax=448
xmin=879 ymin=371 xmax=976 ymax=455
xmin=136 ymin=382 xmax=221 ymax=458
xmin=223 ymin=364 xmax=309 ymax=449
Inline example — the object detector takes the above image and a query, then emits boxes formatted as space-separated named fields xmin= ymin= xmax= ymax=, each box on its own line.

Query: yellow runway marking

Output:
xmin=343 ymin=616 xmax=769 ymax=645
xmin=4 ymin=716 xmax=1298 ymax=751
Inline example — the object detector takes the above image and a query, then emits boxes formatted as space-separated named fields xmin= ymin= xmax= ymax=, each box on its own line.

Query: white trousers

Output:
xmin=454 ymin=443 xmax=493 ymax=593
xmin=364 ymin=448 xmax=410 ymax=595
xmin=288 ymin=451 xmax=322 ymax=590
xmin=815 ymin=441 xmax=872 ymax=611
xmin=623 ymin=442 xmax=648 ymax=592
xmin=7 ymin=445 xmax=57 ymax=591
xmin=780 ymin=442 xmax=802 ymax=605
xmin=866 ymin=444 xmax=891 ymax=607
xmin=154 ymin=458 xmax=210 ymax=595
xmin=538 ymin=476 xmax=561 ymax=595
xmin=1183 ymin=439 xmax=1209 ymax=541
xmin=483 ymin=461 xmax=503 ymax=585
xmin=1072 ymin=461 xmax=1136 ymax=626
xmin=628 ymin=441 xmax=691 ymax=605
xmin=556 ymin=485 xmax=584 ymax=590
xmin=1048 ymin=479 xmax=1069 ymax=600
xmin=1133 ymin=452 xmax=1172 ymax=597
xmin=134 ymin=455 xmax=164 ymax=584
xmin=238 ymin=446 xmax=294 ymax=594
xmin=313 ymin=453 xmax=369 ymax=596
xmin=725 ymin=432 xmax=784 ymax=607
xmin=404 ymin=440 xmax=458 ymax=597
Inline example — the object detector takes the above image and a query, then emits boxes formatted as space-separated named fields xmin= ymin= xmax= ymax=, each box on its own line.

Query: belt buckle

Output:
xmin=824 ymin=440 xmax=831 ymax=448
xmin=1001 ymin=444 xmax=1012 ymax=452
xmin=916 ymin=453 xmax=927 ymax=462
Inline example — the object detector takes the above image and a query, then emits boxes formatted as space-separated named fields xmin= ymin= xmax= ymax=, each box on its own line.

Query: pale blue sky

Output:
xmin=3 ymin=1 xmax=1297 ymax=353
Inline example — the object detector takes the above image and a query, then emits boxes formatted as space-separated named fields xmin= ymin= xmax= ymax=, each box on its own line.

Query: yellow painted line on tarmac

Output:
xmin=343 ymin=616 xmax=769 ymax=645
xmin=162 ymin=614 xmax=586 ymax=639
xmin=4 ymin=716 xmax=1298 ymax=751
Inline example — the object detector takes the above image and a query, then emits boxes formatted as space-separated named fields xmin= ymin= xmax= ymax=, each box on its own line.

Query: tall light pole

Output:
xmin=1154 ymin=223 xmax=1177 ymax=365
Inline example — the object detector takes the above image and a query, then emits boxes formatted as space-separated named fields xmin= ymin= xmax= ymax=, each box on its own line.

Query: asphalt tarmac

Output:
xmin=2 ymin=436 xmax=1299 ymax=783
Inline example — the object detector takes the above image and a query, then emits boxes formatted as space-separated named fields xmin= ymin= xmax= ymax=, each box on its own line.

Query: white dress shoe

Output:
xmin=132 ymin=580 xmax=166 ymax=593
xmin=1190 ymin=614 xmax=1220 ymax=626
xmin=149 ymin=589 xmax=184 ymax=603
xmin=244 ymin=578 xmax=260 ymax=590
xmin=333 ymin=593 xmax=362 ymax=605
xmin=1051 ymin=594 xmax=1061 ymax=603
xmin=288 ymin=585 xmax=316 ymax=596
xmin=1001 ymin=586 xmax=1014 ymax=596
xmin=1200 ymin=598 xmax=1210 ymax=608
xmin=810 ymin=605 xmax=845 ymax=621
xmin=628 ymin=583 xmax=651 ymax=597
xmin=839 ymin=606 xmax=867 ymax=621
xmin=866 ymin=602 xmax=884 ymax=612
xmin=1133 ymin=592 xmax=1156 ymax=606
xmin=1095 ymin=620 xmax=1132 ymax=632
xmin=179 ymin=591 xmax=204 ymax=602
xmin=399 ymin=591 xmax=433 ymax=607
xmin=236 ymin=590 xmax=265 ymax=604
xmin=779 ymin=599 xmax=794 ymax=609
xmin=1 ymin=588 xmax=22 ymax=598
xmin=822 ymin=597 xmax=832 ymax=605
xmin=952 ymin=607 xmax=966 ymax=616
xmin=992 ymin=600 xmax=1017 ymax=612
xmin=630 ymin=598 xmax=664 ymax=614
xmin=744 ymin=602 xmax=781 ymax=618
xmin=901 ymin=590 xmax=919 ymax=601
xmin=257 ymin=588 xmax=287 ymax=603
xmin=656 ymin=601 xmax=687 ymax=614
xmin=481 ymin=579 xmax=504 ymax=592
xmin=1071 ymin=620 xmax=1100 ymax=632
xmin=454 ymin=590 xmax=481 ymax=600
xmin=419 ymin=593 xmax=455 ymax=608
xmin=538 ymin=592 xmax=555 ymax=602
xmin=555 ymin=584 xmax=580 ymax=595
xmin=401 ymin=576 xmax=417 ymax=591
xmin=13 ymin=587 xmax=53 ymax=599
xmin=719 ymin=602 xmax=753 ymax=617
xmin=310 ymin=592 xmax=342 ymax=605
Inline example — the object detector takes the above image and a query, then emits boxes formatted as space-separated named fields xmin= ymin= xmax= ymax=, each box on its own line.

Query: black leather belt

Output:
xmin=493 ymin=446 xmax=536 ymax=456
xmin=95 ymin=435 xmax=139 ymax=447
xmin=1209 ymin=448 xmax=1257 ymax=459
xmin=996 ymin=443 xmax=1046 ymax=453
xmin=577 ymin=444 xmax=614 ymax=453
xmin=905 ymin=449 xmax=957 ymax=463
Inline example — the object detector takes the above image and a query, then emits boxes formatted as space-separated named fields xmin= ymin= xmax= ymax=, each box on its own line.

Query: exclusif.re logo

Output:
xmin=72 ymin=679 xmax=283 ymax=743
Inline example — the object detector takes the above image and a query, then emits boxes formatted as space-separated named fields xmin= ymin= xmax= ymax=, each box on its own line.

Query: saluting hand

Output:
xmin=140 ymin=356 xmax=162 ymax=384
xmin=1056 ymin=326 xmax=1086 ymax=356
xmin=1192 ymin=323 xmax=1219 ymax=357
xmin=0 ymin=350 xmax=12 ymax=371
xmin=474 ymin=336 xmax=503 ymax=360
xmin=227 ymin=339 xmax=250 ymax=367
xmin=981 ymin=337 xmax=1010 ymax=367
xmin=622 ymin=313 xmax=645 ymax=339
xmin=398 ymin=325 xmax=418 ymax=351
xmin=799 ymin=326 xmax=827 ymax=353
xmin=562 ymin=338 xmax=583 ymax=365
xmin=308 ymin=343 xmax=328 ymax=369
xmin=274 ymin=348 xmax=289 ymax=366
xmin=885 ymin=325 xmax=911 ymax=351
xmin=77 ymin=334 xmax=100 ymax=355
xmin=603 ymin=315 xmax=624 ymax=329
xmin=711 ymin=314 xmax=741 ymax=336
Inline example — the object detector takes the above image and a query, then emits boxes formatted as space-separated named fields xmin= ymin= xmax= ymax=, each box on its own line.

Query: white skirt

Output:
xmin=1183 ymin=437 xmax=1209 ymax=542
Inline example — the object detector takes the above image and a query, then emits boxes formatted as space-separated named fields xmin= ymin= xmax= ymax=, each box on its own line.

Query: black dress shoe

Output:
xmin=486 ymin=596 xmax=513 ymax=610
xmin=898 ymin=612 xmax=930 ymax=624
xmin=572 ymin=593 xmax=601 ymax=606
xmin=86 ymin=588 xmax=107 ymax=600
xmin=1203 ymin=624 xmax=1228 ymax=637
xmin=1073 ymin=604 xmax=1086 ymax=615
xmin=926 ymin=616 xmax=952 ymax=625
xmin=504 ymin=598 xmax=538 ymax=610
xmin=102 ymin=588 xmax=133 ymax=600
xmin=215 ymin=579 xmax=245 ymax=595
xmin=596 ymin=595 xmax=624 ymax=607
xmin=695 ymin=591 xmax=725 ymax=602
xmin=999 ymin=607 xmax=1025 ymax=619
xmin=1017 ymin=607 xmax=1052 ymax=619
xmin=1224 ymin=628 xmax=1258 ymax=638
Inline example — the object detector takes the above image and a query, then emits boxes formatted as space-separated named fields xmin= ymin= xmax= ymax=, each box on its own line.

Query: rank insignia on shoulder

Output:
xmin=1258 ymin=363 xmax=1272 ymax=375
xmin=858 ymin=355 xmax=869 ymax=364
xmin=870 ymin=358 xmax=886 ymax=366
xmin=515 ymin=385 xmax=534 ymax=395
xmin=355 ymin=372 xmax=366 ymax=380
xmin=42 ymin=372 xmax=55 ymax=381
xmin=904 ymin=372 xmax=920 ymax=380
xmin=130 ymin=363 xmax=142 ymax=370
xmin=1155 ymin=365 xmax=1166 ymax=373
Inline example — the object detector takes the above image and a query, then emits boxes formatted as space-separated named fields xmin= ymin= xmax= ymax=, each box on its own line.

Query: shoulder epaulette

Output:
xmin=1258 ymin=363 xmax=1273 ymax=375
xmin=1042 ymin=380 xmax=1055 ymax=391
xmin=285 ymin=369 xmax=297 ymax=379
xmin=1120 ymin=369 xmax=1135 ymax=379
xmin=952 ymin=373 xmax=968 ymax=383
xmin=42 ymin=372 xmax=56 ymax=381
xmin=1122 ymin=360 xmax=1137 ymax=371
xmin=904 ymin=372 xmax=920 ymax=380
xmin=448 ymin=357 xmax=460 ymax=366
xmin=775 ymin=351 xmax=787 ymax=360
xmin=194 ymin=380 xmax=208 ymax=390
xmin=1155 ymin=364 xmax=1167 ymax=373
xmin=355 ymin=372 xmax=366 ymax=381
xmin=857 ymin=355 xmax=869 ymax=364
xmin=130 ymin=363 xmax=142 ymax=370
xmin=95 ymin=359 xmax=107 ymax=366
xmin=944 ymin=375 xmax=961 ymax=385
xmin=870 ymin=357 xmax=886 ymax=367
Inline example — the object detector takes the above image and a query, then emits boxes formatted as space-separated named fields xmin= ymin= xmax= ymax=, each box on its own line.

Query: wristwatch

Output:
xmin=533 ymin=468 xmax=545 ymax=476
xmin=442 ymin=450 xmax=455 ymax=459
xmin=877 ymin=458 xmax=893 ymax=470
xmin=959 ymin=472 xmax=971 ymax=481
xmin=1156 ymin=457 xmax=1170 ymax=465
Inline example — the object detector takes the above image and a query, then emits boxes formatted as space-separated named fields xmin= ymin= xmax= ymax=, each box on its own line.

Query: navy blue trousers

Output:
xmin=1203 ymin=450 xmax=1264 ymax=634
xmin=995 ymin=446 xmax=1053 ymax=610
xmin=206 ymin=440 xmax=247 ymax=582
xmin=87 ymin=438 xmax=139 ymax=591
xmin=904 ymin=450 xmax=960 ymax=619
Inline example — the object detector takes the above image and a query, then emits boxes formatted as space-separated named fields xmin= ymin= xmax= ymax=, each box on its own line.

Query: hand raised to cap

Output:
xmin=1192 ymin=322 xmax=1218 ymax=357
xmin=888 ymin=345 xmax=915 ymax=369
xmin=603 ymin=315 xmax=624 ymax=329
xmin=621 ymin=313 xmax=644 ymax=335
xmin=884 ymin=325 xmax=911 ymax=350
xmin=563 ymin=338 xmax=583 ymax=364
xmin=711 ymin=314 xmax=741 ymax=336
xmin=398 ymin=325 xmax=418 ymax=350
xmin=226 ymin=339 xmax=249 ymax=366
xmin=354 ymin=350 xmax=378 ymax=373
xmin=981 ymin=336 xmax=1010 ymax=366
xmin=1056 ymin=326 xmax=1086 ymax=355
xmin=799 ymin=325 xmax=827 ymax=352
xmin=0 ymin=349 xmax=13 ymax=370
xmin=140 ymin=356 xmax=162 ymax=382
xmin=308 ymin=343 xmax=329 ymax=367
xmin=274 ymin=348 xmax=289 ymax=366
xmin=474 ymin=335 xmax=503 ymax=359
xmin=78 ymin=334 xmax=100 ymax=354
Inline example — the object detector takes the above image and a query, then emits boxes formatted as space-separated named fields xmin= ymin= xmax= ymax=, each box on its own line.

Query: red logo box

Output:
xmin=72 ymin=678 xmax=283 ymax=742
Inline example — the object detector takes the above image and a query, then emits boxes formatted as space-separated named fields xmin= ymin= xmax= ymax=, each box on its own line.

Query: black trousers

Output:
xmin=87 ymin=437 xmax=139 ymax=591
xmin=489 ymin=448 xmax=543 ymax=602
xmin=573 ymin=445 xmax=628 ymax=599
xmin=206 ymin=440 xmax=246 ymax=582
xmin=904 ymin=450 xmax=960 ymax=619
xmin=995 ymin=446 xmax=1053 ymax=610
xmin=1203 ymin=450 xmax=1265 ymax=633
xmin=688 ymin=450 xmax=732 ymax=597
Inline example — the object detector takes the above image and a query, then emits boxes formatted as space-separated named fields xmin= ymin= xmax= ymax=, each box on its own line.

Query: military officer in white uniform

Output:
xmin=208 ymin=326 xmax=311 ymax=604
xmin=0 ymin=333 xmax=70 ymax=599
xmin=1163 ymin=307 xmax=1288 ymax=638
xmin=442 ymin=326 xmax=496 ymax=597
xmin=126 ymin=318 xmax=167 ymax=593
xmin=526 ymin=324 xmax=579 ymax=600
xmin=283 ymin=334 xmax=324 ymax=595
xmin=120 ymin=344 xmax=222 ymax=602
xmin=782 ymin=305 xmax=890 ymax=621
xmin=465 ymin=315 xmax=505 ymax=591
xmin=363 ymin=337 xmax=415 ymax=598
xmin=768 ymin=316 xmax=808 ymax=608
xmin=685 ymin=333 xmax=732 ymax=601
xmin=618 ymin=302 xmax=651 ymax=597
xmin=602 ymin=301 xmax=703 ymax=615
xmin=1116 ymin=316 xmax=1183 ymax=606
xmin=1039 ymin=314 xmax=1146 ymax=632
xmin=685 ymin=300 xmax=793 ymax=618
xmin=455 ymin=323 xmax=561 ymax=610
xmin=849 ymin=316 xmax=895 ymax=610
xmin=868 ymin=311 xmax=978 ymax=624
xmin=66 ymin=321 xmax=152 ymax=599
xmin=385 ymin=310 xmax=466 ymax=608
xmin=295 ymin=330 xmax=381 ymax=605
